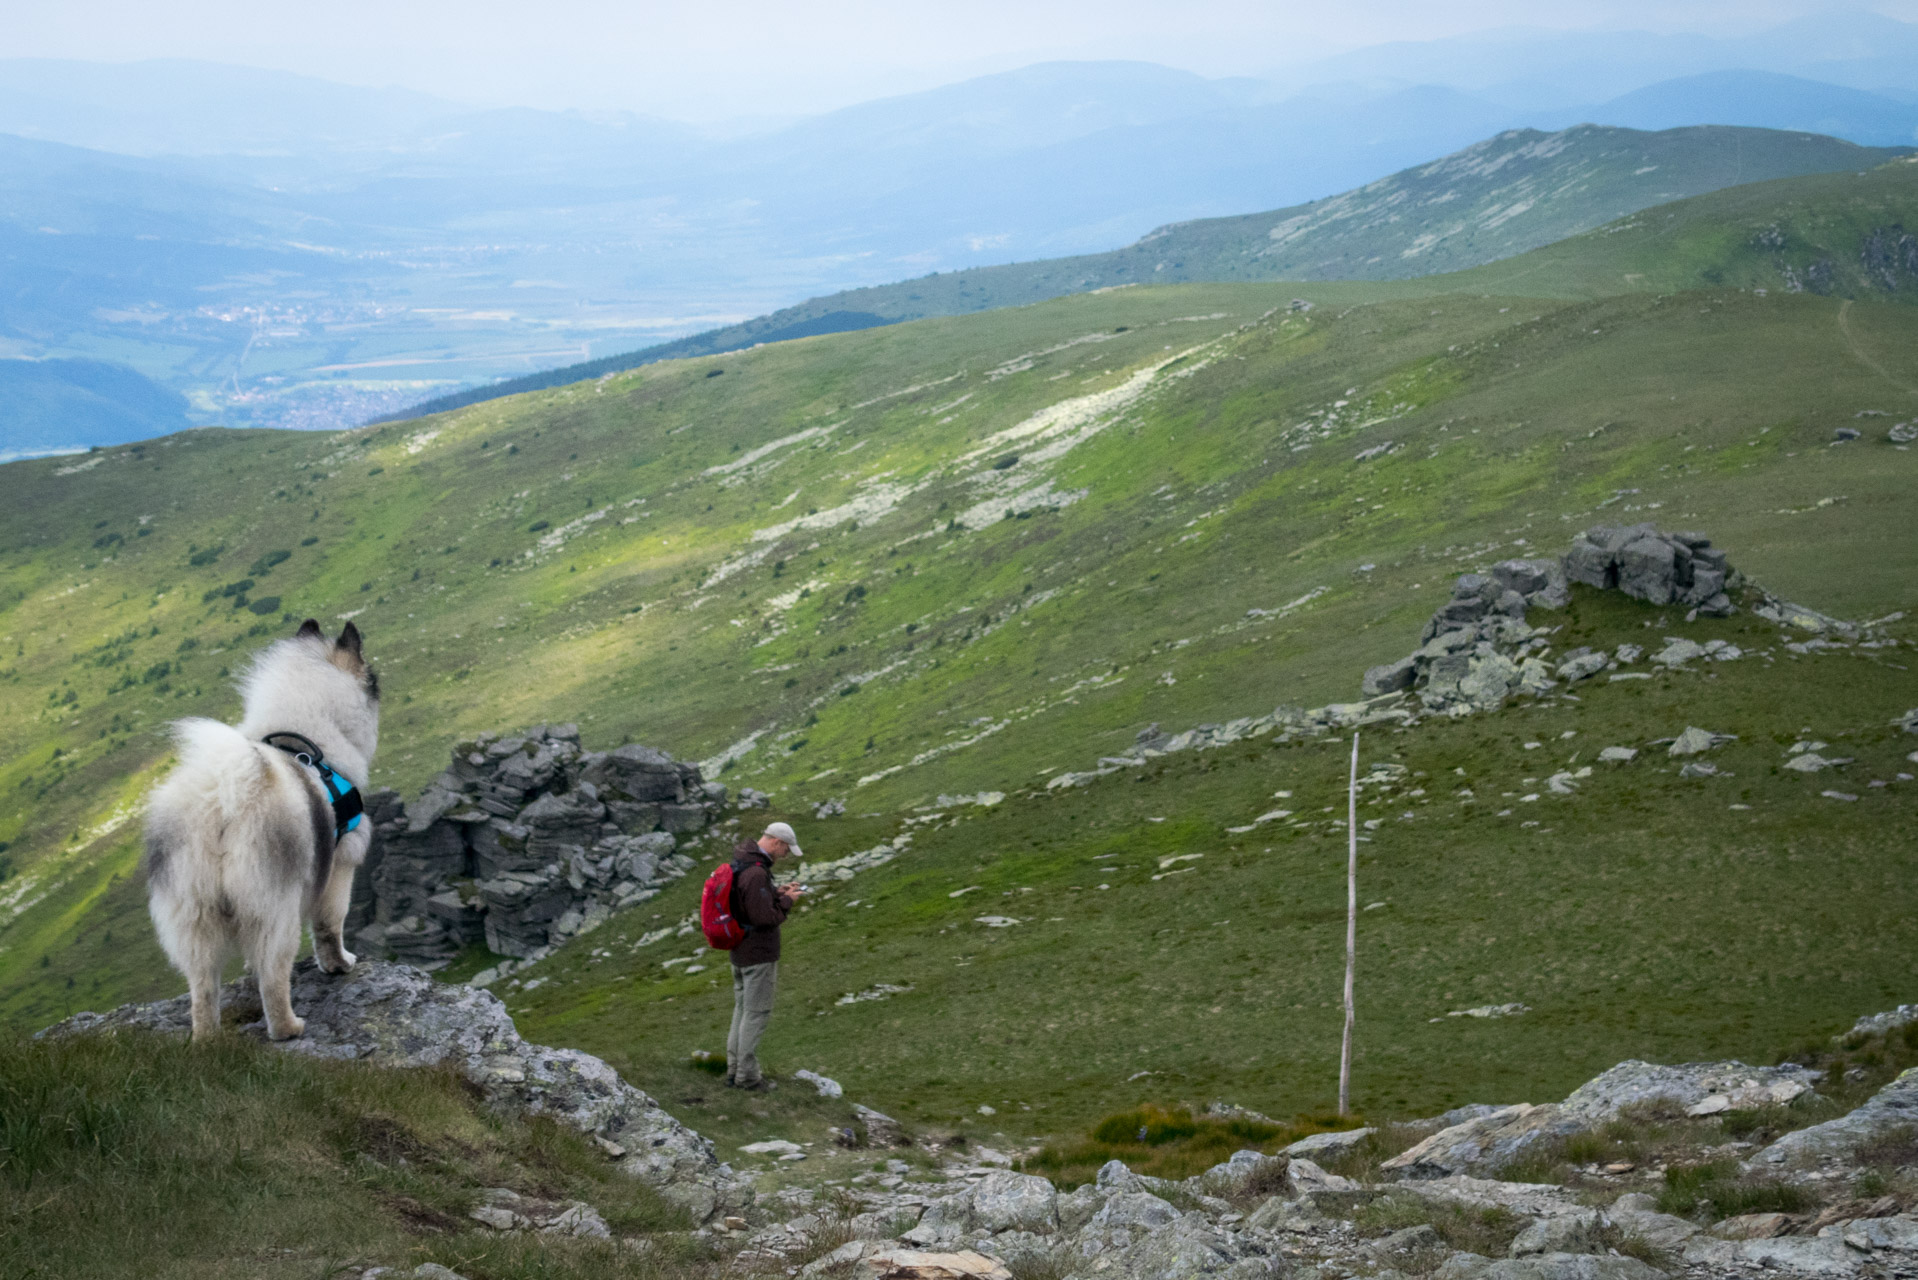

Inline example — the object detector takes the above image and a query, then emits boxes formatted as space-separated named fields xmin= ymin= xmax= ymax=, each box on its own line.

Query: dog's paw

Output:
xmin=267 ymin=1016 xmax=306 ymax=1041
xmin=337 ymin=947 xmax=357 ymax=971
xmin=317 ymin=947 xmax=356 ymax=975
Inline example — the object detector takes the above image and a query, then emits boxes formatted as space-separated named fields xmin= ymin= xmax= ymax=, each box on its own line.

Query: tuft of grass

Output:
xmin=1351 ymin=1193 xmax=1525 ymax=1257
xmin=1657 ymin=1160 xmax=1813 ymax=1221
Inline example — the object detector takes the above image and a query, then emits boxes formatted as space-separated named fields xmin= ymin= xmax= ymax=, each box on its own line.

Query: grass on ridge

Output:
xmin=0 ymin=1028 xmax=694 ymax=1279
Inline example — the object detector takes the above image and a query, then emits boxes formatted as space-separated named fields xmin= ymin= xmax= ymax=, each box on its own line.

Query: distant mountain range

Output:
xmin=5 ymin=23 xmax=1918 ymax=447
xmin=394 ymin=123 xmax=1910 ymax=419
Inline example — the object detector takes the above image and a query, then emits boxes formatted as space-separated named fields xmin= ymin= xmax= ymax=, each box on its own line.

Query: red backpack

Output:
xmin=700 ymin=859 xmax=748 ymax=950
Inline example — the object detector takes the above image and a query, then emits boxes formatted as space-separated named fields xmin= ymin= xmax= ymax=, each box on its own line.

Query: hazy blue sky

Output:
xmin=7 ymin=0 xmax=1917 ymax=119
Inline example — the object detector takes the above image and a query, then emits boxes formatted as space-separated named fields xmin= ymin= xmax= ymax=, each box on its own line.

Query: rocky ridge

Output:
xmin=41 ymin=959 xmax=753 ymax=1225
xmin=348 ymin=722 xmax=767 ymax=971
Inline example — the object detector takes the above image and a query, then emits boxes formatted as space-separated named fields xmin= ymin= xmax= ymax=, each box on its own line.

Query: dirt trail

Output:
xmin=1836 ymin=300 xmax=1918 ymax=400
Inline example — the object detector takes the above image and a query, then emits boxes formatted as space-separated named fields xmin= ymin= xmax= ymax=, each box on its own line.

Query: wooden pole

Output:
xmin=1339 ymin=730 xmax=1358 ymax=1116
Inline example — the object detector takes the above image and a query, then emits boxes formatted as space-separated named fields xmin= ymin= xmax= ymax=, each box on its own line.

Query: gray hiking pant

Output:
xmin=728 ymin=961 xmax=777 ymax=1084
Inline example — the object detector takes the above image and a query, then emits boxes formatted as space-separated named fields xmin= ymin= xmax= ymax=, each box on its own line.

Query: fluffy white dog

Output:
xmin=145 ymin=619 xmax=380 ymax=1040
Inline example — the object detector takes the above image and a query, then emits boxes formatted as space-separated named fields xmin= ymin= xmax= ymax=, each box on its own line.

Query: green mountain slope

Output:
xmin=398 ymin=124 xmax=1909 ymax=419
xmin=1448 ymin=153 xmax=1918 ymax=299
xmin=4 ymin=175 xmax=1917 ymax=1138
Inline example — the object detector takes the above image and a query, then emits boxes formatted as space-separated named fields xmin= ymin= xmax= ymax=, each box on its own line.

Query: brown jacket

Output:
xmin=729 ymin=840 xmax=789 ymax=967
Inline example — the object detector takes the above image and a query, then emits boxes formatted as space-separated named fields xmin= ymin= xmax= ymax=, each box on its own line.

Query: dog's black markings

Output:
xmin=143 ymin=828 xmax=172 ymax=890
xmin=292 ymin=765 xmax=336 ymax=893
xmin=261 ymin=732 xmax=364 ymax=843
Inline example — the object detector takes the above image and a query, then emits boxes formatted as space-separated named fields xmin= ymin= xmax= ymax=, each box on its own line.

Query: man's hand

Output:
xmin=778 ymin=884 xmax=807 ymax=907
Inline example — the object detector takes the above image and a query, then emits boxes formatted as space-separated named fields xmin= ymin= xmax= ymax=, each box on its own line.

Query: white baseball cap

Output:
xmin=763 ymin=821 xmax=803 ymax=855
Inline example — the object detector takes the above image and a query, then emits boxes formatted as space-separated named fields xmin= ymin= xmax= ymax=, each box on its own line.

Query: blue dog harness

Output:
xmin=263 ymin=731 xmax=365 ymax=842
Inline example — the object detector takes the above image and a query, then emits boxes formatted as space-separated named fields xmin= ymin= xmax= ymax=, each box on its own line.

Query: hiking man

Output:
xmin=726 ymin=820 xmax=806 ymax=1090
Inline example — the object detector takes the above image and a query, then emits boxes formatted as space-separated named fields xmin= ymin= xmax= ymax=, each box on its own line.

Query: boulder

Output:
xmin=968 ymin=1171 xmax=1060 ymax=1234
xmin=1381 ymin=1106 xmax=1580 ymax=1179
xmin=1842 ymin=1214 xmax=1918 ymax=1252
xmin=1282 ymin=1128 xmax=1374 ymax=1157
xmin=1286 ymin=1157 xmax=1357 ymax=1194
xmin=1556 ymin=652 xmax=1609 ymax=682
xmin=1363 ymin=657 xmax=1419 ymax=697
xmin=1681 ymin=1234 xmax=1863 ymax=1276
xmin=1559 ymin=1059 xmax=1818 ymax=1123
xmin=1481 ymin=1254 xmax=1664 ymax=1280
xmin=40 ymin=959 xmax=751 ymax=1222
xmin=853 ymin=1103 xmax=909 ymax=1148
xmin=1093 ymin=1192 xmax=1180 ymax=1232
xmin=1666 ymin=727 xmax=1734 ymax=757
xmin=1510 ymin=1212 xmax=1606 ymax=1257
xmin=1616 ymin=536 xmax=1678 ymax=605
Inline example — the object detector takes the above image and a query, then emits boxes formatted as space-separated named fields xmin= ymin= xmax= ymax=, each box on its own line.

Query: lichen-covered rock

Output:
xmin=40 ymin=959 xmax=751 ymax=1223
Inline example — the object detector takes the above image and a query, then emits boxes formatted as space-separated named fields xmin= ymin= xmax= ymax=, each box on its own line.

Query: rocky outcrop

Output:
xmin=1361 ymin=527 xmax=1751 ymax=703
xmin=1382 ymin=1060 xmax=1820 ymax=1180
xmin=40 ymin=959 xmax=753 ymax=1223
xmin=1563 ymin=525 xmax=1738 ymax=615
xmin=348 ymin=723 xmax=734 ymax=968
xmin=1758 ymin=1067 xmax=1918 ymax=1166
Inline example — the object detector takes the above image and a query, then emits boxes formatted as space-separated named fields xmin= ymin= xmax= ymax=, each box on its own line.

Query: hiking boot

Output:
xmin=737 ymin=1078 xmax=778 ymax=1093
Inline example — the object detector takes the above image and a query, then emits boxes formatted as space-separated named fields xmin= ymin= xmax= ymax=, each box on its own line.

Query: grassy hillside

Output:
xmin=4 ymin=172 xmax=1917 ymax=1145
xmin=1449 ymin=153 xmax=1918 ymax=299
xmin=400 ymin=125 xmax=1909 ymax=419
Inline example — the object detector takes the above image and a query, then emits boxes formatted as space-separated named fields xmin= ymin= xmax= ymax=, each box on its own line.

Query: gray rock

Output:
xmin=1058 ymin=1185 xmax=1105 ymax=1234
xmin=1286 ymin=1157 xmax=1357 ymax=1194
xmin=412 ymin=1266 xmax=471 ymax=1280
xmin=1559 ymin=1059 xmax=1817 ymax=1123
xmin=1364 ymin=657 xmax=1419 ymax=697
xmin=1556 ymin=653 xmax=1610 ymax=682
xmin=1381 ymin=1106 xmax=1580 ymax=1179
xmin=1616 ymin=536 xmax=1678 ymax=605
xmin=40 ymin=960 xmax=750 ymax=1222
xmin=1098 ymin=1159 xmax=1154 ymax=1194
xmin=1198 ymin=1149 xmax=1291 ymax=1197
xmin=1394 ymin=1175 xmax=1591 ymax=1220
xmin=1682 ymin=1234 xmax=1861 ymax=1276
xmin=1890 ymin=421 xmax=1918 ymax=445
xmin=968 ymin=1171 xmax=1060 ymax=1234
xmin=1608 ymin=1206 xmax=1698 ymax=1251
xmin=1481 ymin=1254 xmax=1664 ymax=1280
xmin=1093 ymin=1192 xmax=1180 ymax=1232
xmin=1460 ymin=652 xmax=1521 ymax=708
xmin=1245 ymin=1196 xmax=1324 ymax=1233
xmin=1760 ymin=1066 xmax=1918 ymax=1164
xmin=1650 ymin=639 xmax=1705 ymax=668
xmin=1666 ymin=727 xmax=1734 ymax=757
xmin=852 ymin=1103 xmax=908 ymax=1148
xmin=1084 ymin=1214 xmax=1240 ymax=1280
xmin=1510 ymin=1212 xmax=1605 ymax=1257
xmin=1281 ymin=1128 xmax=1374 ymax=1157
xmin=1435 ymin=1253 xmax=1495 ymax=1280
xmin=1842 ymin=1214 xmax=1918 ymax=1252
xmin=1380 ymin=1224 xmax=1444 ymax=1253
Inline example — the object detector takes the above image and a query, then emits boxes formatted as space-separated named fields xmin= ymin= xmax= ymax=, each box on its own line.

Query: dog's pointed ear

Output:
xmin=296 ymin=618 xmax=324 ymax=640
xmin=337 ymin=622 xmax=364 ymax=658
